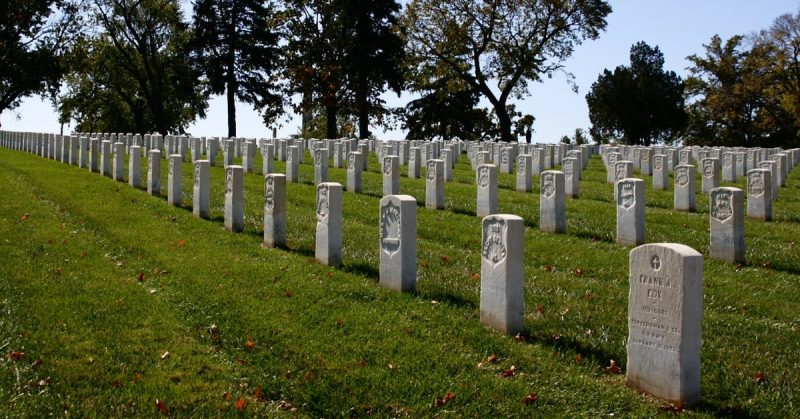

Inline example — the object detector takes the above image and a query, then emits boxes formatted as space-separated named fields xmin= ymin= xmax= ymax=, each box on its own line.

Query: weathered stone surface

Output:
xmin=709 ymin=187 xmax=745 ymax=263
xmin=100 ymin=140 xmax=112 ymax=176
xmin=315 ymin=182 xmax=343 ymax=266
xmin=616 ymin=178 xmax=646 ymax=245
xmin=758 ymin=160 xmax=779 ymax=201
xmin=314 ymin=148 xmax=329 ymax=185
xmin=261 ymin=142 xmax=274 ymax=175
xmin=242 ymin=141 xmax=256 ymax=173
xmin=263 ymin=174 xmax=286 ymax=248
xmin=480 ymin=214 xmax=525 ymax=335
xmin=224 ymin=165 xmax=245 ymax=232
xmin=747 ymin=169 xmax=772 ymax=221
xmin=193 ymin=160 xmax=210 ymax=218
xmin=627 ymin=243 xmax=703 ymax=407
xmin=379 ymin=195 xmax=417 ymax=292
xmin=540 ymin=170 xmax=566 ymax=233
xmin=722 ymin=152 xmax=736 ymax=182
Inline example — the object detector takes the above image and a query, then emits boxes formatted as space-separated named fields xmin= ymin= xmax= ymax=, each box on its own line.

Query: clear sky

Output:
xmin=2 ymin=0 xmax=798 ymax=142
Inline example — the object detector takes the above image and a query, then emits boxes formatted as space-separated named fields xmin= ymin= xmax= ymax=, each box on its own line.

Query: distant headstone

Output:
xmin=652 ymin=155 xmax=668 ymax=190
xmin=286 ymin=145 xmax=299 ymax=182
xmin=314 ymin=148 xmax=329 ymax=185
xmin=499 ymin=147 xmax=513 ymax=174
xmin=758 ymin=160 xmax=779 ymax=201
xmin=168 ymin=154 xmax=182 ymax=206
xmin=223 ymin=140 xmax=235 ymax=168
xmin=147 ymin=149 xmax=161 ymax=196
xmin=242 ymin=141 xmax=256 ymax=173
xmin=78 ymin=137 xmax=88 ymax=168
xmin=426 ymin=159 xmax=445 ymax=209
xmin=379 ymin=195 xmax=417 ymax=292
xmin=347 ymin=151 xmax=363 ymax=193
xmin=616 ymin=178 xmax=646 ymax=245
xmin=476 ymin=164 xmax=498 ymax=217
xmin=480 ymin=214 xmax=525 ymax=335
xmin=193 ymin=160 xmax=210 ymax=218
xmin=627 ymin=243 xmax=703 ymax=406
xmin=207 ymin=138 xmax=219 ymax=165
xmin=100 ymin=140 xmax=112 ymax=176
xmin=673 ymin=164 xmax=696 ymax=211
xmin=224 ymin=165 xmax=245 ymax=232
xmin=709 ymin=187 xmax=745 ymax=263
xmin=563 ymin=157 xmax=579 ymax=198
xmin=315 ymin=182 xmax=343 ymax=266
xmin=263 ymin=174 xmax=286 ymax=248
xmin=261 ymin=142 xmax=274 ymax=175
xmin=516 ymin=154 xmax=532 ymax=192
xmin=383 ymin=155 xmax=400 ymax=195
xmin=747 ymin=169 xmax=771 ymax=221
xmin=442 ymin=149 xmax=454 ymax=181
xmin=112 ymin=142 xmax=125 ymax=181
xmin=540 ymin=170 xmax=566 ymax=233
xmin=722 ymin=152 xmax=736 ymax=182
xmin=700 ymin=158 xmax=720 ymax=193
xmin=129 ymin=146 xmax=141 ymax=187
xmin=408 ymin=147 xmax=421 ymax=178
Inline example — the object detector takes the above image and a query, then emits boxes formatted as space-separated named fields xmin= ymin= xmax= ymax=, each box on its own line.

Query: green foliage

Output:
xmin=586 ymin=42 xmax=686 ymax=146
xmin=58 ymin=0 xmax=207 ymax=135
xmin=192 ymin=0 xmax=283 ymax=137
xmin=404 ymin=0 xmax=611 ymax=142
xmin=574 ymin=128 xmax=588 ymax=145
xmin=0 ymin=0 xmax=81 ymax=115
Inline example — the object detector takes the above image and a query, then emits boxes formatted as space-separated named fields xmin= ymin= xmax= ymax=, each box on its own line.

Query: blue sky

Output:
xmin=2 ymin=0 xmax=798 ymax=142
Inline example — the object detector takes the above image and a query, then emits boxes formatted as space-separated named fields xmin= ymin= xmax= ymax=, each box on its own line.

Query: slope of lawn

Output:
xmin=0 ymin=144 xmax=798 ymax=417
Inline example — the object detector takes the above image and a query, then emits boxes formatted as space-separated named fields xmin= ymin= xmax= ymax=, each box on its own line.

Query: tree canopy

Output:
xmin=586 ymin=41 xmax=686 ymax=145
xmin=404 ymin=0 xmax=611 ymax=142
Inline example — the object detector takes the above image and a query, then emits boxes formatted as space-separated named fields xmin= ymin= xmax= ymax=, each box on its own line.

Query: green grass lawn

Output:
xmin=0 ymin=145 xmax=798 ymax=417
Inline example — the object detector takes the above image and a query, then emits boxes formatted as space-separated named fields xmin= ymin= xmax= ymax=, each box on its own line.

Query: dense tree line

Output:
xmin=2 ymin=1 xmax=799 ymax=147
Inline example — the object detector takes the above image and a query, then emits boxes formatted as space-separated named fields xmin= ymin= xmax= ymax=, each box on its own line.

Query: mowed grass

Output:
xmin=0 ymin=144 xmax=798 ymax=417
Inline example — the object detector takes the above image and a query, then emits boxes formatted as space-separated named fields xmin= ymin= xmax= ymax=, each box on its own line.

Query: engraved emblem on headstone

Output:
xmin=225 ymin=168 xmax=233 ymax=195
xmin=317 ymin=184 xmax=329 ymax=222
xmin=533 ymin=152 xmax=539 ymax=162
xmin=711 ymin=189 xmax=733 ymax=222
xmin=564 ymin=160 xmax=573 ymax=176
xmin=748 ymin=172 xmax=764 ymax=197
xmin=517 ymin=156 xmax=525 ymax=174
xmin=194 ymin=162 xmax=200 ymax=188
xmin=736 ymin=153 xmax=744 ymax=163
xmin=265 ymin=177 xmax=274 ymax=210
xmin=615 ymin=163 xmax=626 ymax=181
xmin=619 ymin=181 xmax=635 ymax=209
xmin=478 ymin=166 xmax=490 ymax=188
xmin=380 ymin=201 xmax=401 ymax=255
xmin=482 ymin=219 xmax=507 ymax=266
xmin=348 ymin=152 xmax=356 ymax=171
xmin=314 ymin=149 xmax=322 ymax=164
xmin=383 ymin=158 xmax=392 ymax=175
xmin=501 ymin=149 xmax=508 ymax=165
xmin=169 ymin=159 xmax=174 ymax=178
xmin=542 ymin=172 xmax=555 ymax=198
xmin=703 ymin=159 xmax=714 ymax=178
xmin=654 ymin=157 xmax=662 ymax=170
xmin=676 ymin=166 xmax=689 ymax=186
xmin=426 ymin=160 xmax=436 ymax=180
xmin=650 ymin=255 xmax=661 ymax=270
xmin=409 ymin=152 xmax=415 ymax=164
xmin=723 ymin=154 xmax=732 ymax=167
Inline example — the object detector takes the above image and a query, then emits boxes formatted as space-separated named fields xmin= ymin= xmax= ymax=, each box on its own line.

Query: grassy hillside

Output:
xmin=0 ymin=145 xmax=798 ymax=417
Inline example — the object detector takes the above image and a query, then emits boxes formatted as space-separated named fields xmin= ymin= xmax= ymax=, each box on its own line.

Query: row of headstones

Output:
xmin=0 ymin=130 xmax=712 ymax=407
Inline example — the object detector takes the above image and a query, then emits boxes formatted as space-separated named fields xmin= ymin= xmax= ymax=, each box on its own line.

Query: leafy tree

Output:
xmin=79 ymin=0 xmax=207 ymax=134
xmin=192 ymin=0 xmax=282 ymax=137
xmin=404 ymin=0 xmax=611 ymax=142
xmin=560 ymin=135 xmax=571 ymax=144
xmin=283 ymin=0 xmax=348 ymax=139
xmin=403 ymin=79 xmax=493 ymax=141
xmin=574 ymin=127 xmax=587 ymax=145
xmin=586 ymin=42 xmax=686 ymax=146
xmin=0 ymin=0 xmax=82 ymax=118
xmin=336 ymin=0 xmax=404 ymax=139
xmin=515 ymin=114 xmax=535 ymax=143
